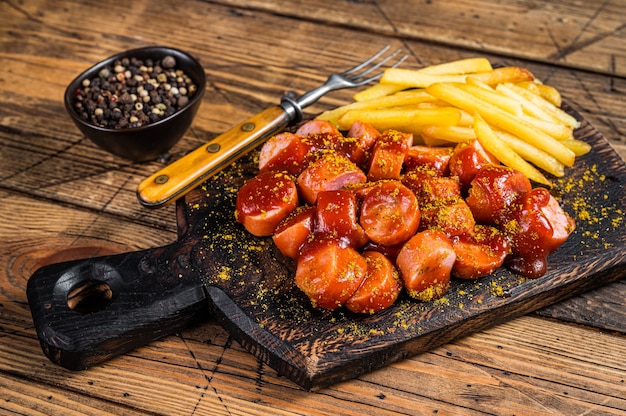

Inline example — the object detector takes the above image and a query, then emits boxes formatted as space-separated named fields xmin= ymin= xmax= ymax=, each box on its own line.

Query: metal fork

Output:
xmin=137 ymin=45 xmax=407 ymax=208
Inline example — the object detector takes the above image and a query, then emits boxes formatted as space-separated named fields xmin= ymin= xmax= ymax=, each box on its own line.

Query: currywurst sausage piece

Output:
xmin=235 ymin=171 xmax=299 ymax=237
xmin=466 ymin=164 xmax=532 ymax=225
xmin=367 ymin=129 xmax=412 ymax=181
xmin=258 ymin=132 xmax=312 ymax=175
xmin=272 ymin=206 xmax=315 ymax=259
xmin=359 ymin=180 xmax=420 ymax=246
xmin=345 ymin=251 xmax=402 ymax=314
xmin=315 ymin=189 xmax=368 ymax=248
xmin=504 ymin=187 xmax=575 ymax=278
xmin=396 ymin=230 xmax=456 ymax=302
xmin=451 ymin=225 xmax=509 ymax=280
xmin=295 ymin=236 xmax=368 ymax=310
xmin=297 ymin=152 xmax=367 ymax=205
xmin=449 ymin=139 xmax=499 ymax=190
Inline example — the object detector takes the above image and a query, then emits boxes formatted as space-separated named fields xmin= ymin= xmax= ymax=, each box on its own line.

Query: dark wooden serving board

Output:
xmin=27 ymin=107 xmax=626 ymax=390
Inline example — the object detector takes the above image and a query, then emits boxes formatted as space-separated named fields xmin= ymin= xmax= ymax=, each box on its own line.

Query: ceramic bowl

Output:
xmin=64 ymin=46 xmax=206 ymax=162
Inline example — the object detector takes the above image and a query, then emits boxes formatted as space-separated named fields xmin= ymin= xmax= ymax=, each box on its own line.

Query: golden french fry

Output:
xmin=456 ymin=83 xmax=523 ymax=116
xmin=466 ymin=66 xmax=535 ymax=86
xmin=353 ymin=83 xmax=406 ymax=102
xmin=533 ymin=83 xmax=562 ymax=107
xmin=317 ymin=90 xmax=438 ymax=124
xmin=426 ymin=82 xmax=576 ymax=166
xmin=515 ymin=81 xmax=562 ymax=107
xmin=417 ymin=57 xmax=493 ymax=75
xmin=496 ymin=83 xmax=560 ymax=123
xmin=561 ymin=139 xmax=592 ymax=156
xmin=337 ymin=107 xmax=462 ymax=131
xmin=465 ymin=77 xmax=495 ymax=90
xmin=457 ymin=110 xmax=475 ymax=127
xmin=421 ymin=125 xmax=476 ymax=144
xmin=503 ymin=83 xmax=579 ymax=128
xmin=495 ymin=130 xmax=565 ymax=177
xmin=473 ymin=114 xmax=552 ymax=185
xmin=519 ymin=114 xmax=574 ymax=141
xmin=381 ymin=69 xmax=468 ymax=88
xmin=512 ymin=80 xmax=541 ymax=95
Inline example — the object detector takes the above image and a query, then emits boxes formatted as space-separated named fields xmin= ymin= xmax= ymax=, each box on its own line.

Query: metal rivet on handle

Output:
xmin=241 ymin=122 xmax=255 ymax=132
xmin=155 ymin=175 xmax=169 ymax=184
xmin=206 ymin=143 xmax=221 ymax=153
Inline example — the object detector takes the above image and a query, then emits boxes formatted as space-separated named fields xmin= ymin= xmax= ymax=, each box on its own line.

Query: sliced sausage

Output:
xmin=404 ymin=145 xmax=453 ymax=176
xmin=451 ymin=225 xmax=509 ymax=279
xmin=297 ymin=151 xmax=367 ymax=205
xmin=367 ymin=129 xmax=412 ymax=181
xmin=503 ymin=187 xmax=575 ymax=278
xmin=419 ymin=199 xmax=475 ymax=238
xmin=295 ymin=236 xmax=368 ymax=310
xmin=315 ymin=189 xmax=368 ymax=248
xmin=466 ymin=164 xmax=532 ymax=225
xmin=345 ymin=251 xmax=402 ymax=314
xmin=449 ymin=139 xmax=499 ymax=190
xmin=396 ymin=230 xmax=456 ymax=301
xmin=258 ymin=132 xmax=312 ymax=175
xmin=295 ymin=119 xmax=342 ymax=137
xmin=402 ymin=171 xmax=461 ymax=207
xmin=235 ymin=171 xmax=299 ymax=236
xmin=347 ymin=120 xmax=381 ymax=153
xmin=272 ymin=206 xmax=315 ymax=258
xmin=359 ymin=181 xmax=420 ymax=246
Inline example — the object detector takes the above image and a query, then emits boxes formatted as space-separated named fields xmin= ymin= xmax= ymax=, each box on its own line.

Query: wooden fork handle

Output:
xmin=137 ymin=105 xmax=292 ymax=207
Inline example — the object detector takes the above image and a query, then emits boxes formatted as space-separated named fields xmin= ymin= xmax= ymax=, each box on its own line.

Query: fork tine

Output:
xmin=339 ymin=45 xmax=392 ymax=76
xmin=350 ymin=48 xmax=407 ymax=81
xmin=291 ymin=45 xmax=408 ymax=110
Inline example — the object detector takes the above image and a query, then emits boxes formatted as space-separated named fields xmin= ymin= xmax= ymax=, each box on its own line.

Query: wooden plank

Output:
xmin=210 ymin=0 xmax=626 ymax=77
xmin=536 ymin=279 xmax=626 ymax=332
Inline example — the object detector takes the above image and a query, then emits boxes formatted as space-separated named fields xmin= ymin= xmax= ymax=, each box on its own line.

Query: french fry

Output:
xmin=465 ymin=77 xmax=496 ymax=90
xmin=473 ymin=114 xmax=552 ymax=185
xmin=456 ymin=83 xmax=523 ymax=116
xmin=353 ymin=83 xmax=406 ymax=102
xmin=502 ymin=83 xmax=578 ymax=128
xmin=496 ymin=83 xmax=562 ymax=124
xmin=421 ymin=125 xmax=476 ymax=144
xmin=317 ymin=90 xmax=438 ymax=125
xmin=416 ymin=57 xmax=493 ymax=75
xmin=466 ymin=66 xmax=535 ymax=86
xmin=381 ymin=69 xmax=468 ymax=88
xmin=425 ymin=82 xmax=576 ymax=166
xmin=337 ymin=107 xmax=462 ymax=131
xmin=457 ymin=109 xmax=475 ymax=126
xmin=515 ymin=81 xmax=562 ymax=107
xmin=533 ymin=83 xmax=562 ymax=107
xmin=494 ymin=130 xmax=565 ymax=177
xmin=379 ymin=57 xmax=493 ymax=88
xmin=518 ymin=114 xmax=574 ymax=141
xmin=561 ymin=139 xmax=592 ymax=156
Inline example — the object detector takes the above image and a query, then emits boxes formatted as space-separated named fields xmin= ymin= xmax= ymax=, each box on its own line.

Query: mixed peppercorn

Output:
xmin=71 ymin=55 xmax=198 ymax=129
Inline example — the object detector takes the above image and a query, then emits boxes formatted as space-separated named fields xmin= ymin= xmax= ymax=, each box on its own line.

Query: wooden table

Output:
xmin=1 ymin=0 xmax=625 ymax=414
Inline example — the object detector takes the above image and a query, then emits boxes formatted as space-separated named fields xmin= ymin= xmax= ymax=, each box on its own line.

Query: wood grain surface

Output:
xmin=1 ymin=0 xmax=624 ymax=414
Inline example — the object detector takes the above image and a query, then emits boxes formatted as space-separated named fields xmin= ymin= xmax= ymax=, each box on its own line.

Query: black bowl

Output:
xmin=64 ymin=46 xmax=206 ymax=162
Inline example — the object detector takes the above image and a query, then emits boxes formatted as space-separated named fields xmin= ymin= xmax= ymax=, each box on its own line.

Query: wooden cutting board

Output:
xmin=27 ymin=107 xmax=626 ymax=390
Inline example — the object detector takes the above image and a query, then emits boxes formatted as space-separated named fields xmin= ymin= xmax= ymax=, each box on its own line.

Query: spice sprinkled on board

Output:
xmin=556 ymin=163 xmax=623 ymax=250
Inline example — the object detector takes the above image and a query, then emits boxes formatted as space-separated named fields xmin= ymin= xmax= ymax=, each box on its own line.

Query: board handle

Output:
xmin=26 ymin=248 xmax=208 ymax=370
